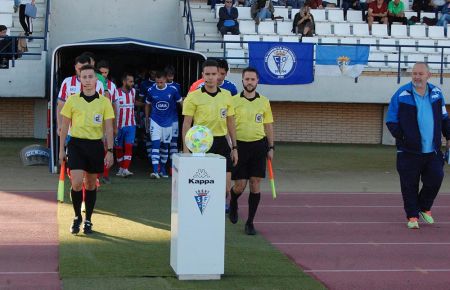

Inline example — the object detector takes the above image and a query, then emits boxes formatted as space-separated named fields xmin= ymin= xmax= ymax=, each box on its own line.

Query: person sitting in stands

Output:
xmin=218 ymin=0 xmax=240 ymax=36
xmin=367 ymin=0 xmax=388 ymax=32
xmin=388 ymin=0 xmax=408 ymax=30
xmin=0 ymin=25 xmax=14 ymax=69
xmin=292 ymin=1 xmax=315 ymax=36
xmin=437 ymin=0 xmax=450 ymax=36
xmin=251 ymin=0 xmax=275 ymax=24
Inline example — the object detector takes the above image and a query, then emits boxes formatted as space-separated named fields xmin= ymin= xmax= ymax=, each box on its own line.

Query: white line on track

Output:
xmin=304 ymin=269 xmax=450 ymax=273
xmin=255 ymin=221 xmax=450 ymax=224
xmin=273 ymin=242 xmax=450 ymax=245
xmin=0 ymin=272 xmax=58 ymax=275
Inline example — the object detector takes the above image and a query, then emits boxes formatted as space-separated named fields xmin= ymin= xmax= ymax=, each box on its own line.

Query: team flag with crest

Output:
xmin=315 ymin=45 xmax=370 ymax=78
xmin=248 ymin=42 xmax=314 ymax=85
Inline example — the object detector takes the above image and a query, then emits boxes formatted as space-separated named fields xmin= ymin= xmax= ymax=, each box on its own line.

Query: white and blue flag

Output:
xmin=249 ymin=42 xmax=314 ymax=85
xmin=316 ymin=45 xmax=370 ymax=78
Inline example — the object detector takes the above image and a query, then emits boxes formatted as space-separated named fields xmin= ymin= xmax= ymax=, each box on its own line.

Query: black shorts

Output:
xmin=232 ymin=138 xmax=268 ymax=180
xmin=67 ymin=137 xmax=104 ymax=174
xmin=208 ymin=136 xmax=233 ymax=172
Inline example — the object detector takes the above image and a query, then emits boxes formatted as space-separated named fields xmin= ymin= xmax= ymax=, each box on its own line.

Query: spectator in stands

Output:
xmin=289 ymin=0 xmax=305 ymax=8
xmin=0 ymin=25 xmax=12 ymax=69
xmin=438 ymin=0 xmax=450 ymax=36
xmin=343 ymin=0 xmax=372 ymax=21
xmin=218 ymin=0 xmax=240 ymax=36
xmin=367 ymin=0 xmax=388 ymax=32
xmin=387 ymin=0 xmax=407 ymax=29
xmin=309 ymin=0 xmax=324 ymax=8
xmin=292 ymin=2 xmax=315 ymax=36
xmin=251 ymin=0 xmax=275 ymax=24
xmin=210 ymin=0 xmax=227 ymax=11
xmin=18 ymin=0 xmax=35 ymax=39
xmin=432 ymin=0 xmax=446 ymax=17
xmin=412 ymin=0 xmax=434 ymax=18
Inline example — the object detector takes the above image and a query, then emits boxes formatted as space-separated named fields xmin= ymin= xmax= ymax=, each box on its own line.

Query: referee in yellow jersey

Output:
xmin=228 ymin=67 xmax=274 ymax=235
xmin=59 ymin=64 xmax=115 ymax=235
xmin=182 ymin=59 xmax=238 ymax=199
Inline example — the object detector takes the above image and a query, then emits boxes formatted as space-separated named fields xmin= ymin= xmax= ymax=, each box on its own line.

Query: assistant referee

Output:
xmin=59 ymin=64 xmax=115 ymax=235
xmin=228 ymin=67 xmax=274 ymax=235
xmin=182 ymin=59 xmax=238 ymax=198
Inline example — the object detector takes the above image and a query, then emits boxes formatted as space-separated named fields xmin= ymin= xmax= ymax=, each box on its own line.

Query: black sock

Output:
xmin=70 ymin=189 xmax=83 ymax=219
xmin=247 ymin=192 xmax=261 ymax=225
xmin=230 ymin=187 xmax=241 ymax=208
xmin=84 ymin=189 xmax=97 ymax=222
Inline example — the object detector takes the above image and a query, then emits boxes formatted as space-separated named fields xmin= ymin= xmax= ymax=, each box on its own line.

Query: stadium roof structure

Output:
xmin=49 ymin=37 xmax=206 ymax=173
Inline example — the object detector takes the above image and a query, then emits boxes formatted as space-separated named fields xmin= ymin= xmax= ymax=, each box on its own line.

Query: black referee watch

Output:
xmin=232 ymin=145 xmax=238 ymax=150
xmin=269 ymin=146 xmax=275 ymax=151
xmin=107 ymin=148 xmax=113 ymax=153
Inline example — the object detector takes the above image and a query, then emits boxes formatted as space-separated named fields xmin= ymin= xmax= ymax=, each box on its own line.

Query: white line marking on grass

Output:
xmin=304 ymin=269 xmax=450 ymax=273
xmin=0 ymin=243 xmax=58 ymax=246
xmin=277 ymin=192 xmax=450 ymax=195
xmin=0 ymin=272 xmax=58 ymax=275
xmin=273 ymin=242 xmax=450 ymax=245
xmin=255 ymin=221 xmax=450 ymax=224
xmin=250 ymin=205 xmax=450 ymax=208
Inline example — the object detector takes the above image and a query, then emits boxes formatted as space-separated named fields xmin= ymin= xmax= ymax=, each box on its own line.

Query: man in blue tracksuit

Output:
xmin=386 ymin=62 xmax=450 ymax=229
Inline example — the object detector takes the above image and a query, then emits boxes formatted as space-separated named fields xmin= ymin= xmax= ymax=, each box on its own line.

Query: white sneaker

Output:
xmin=150 ymin=172 xmax=160 ymax=179
xmin=122 ymin=169 xmax=134 ymax=177
xmin=116 ymin=168 xmax=124 ymax=176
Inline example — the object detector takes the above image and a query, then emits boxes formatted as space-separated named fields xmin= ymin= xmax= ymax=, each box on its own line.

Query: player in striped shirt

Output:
xmin=145 ymin=71 xmax=182 ymax=178
xmin=57 ymin=54 xmax=104 ymax=136
xmin=97 ymin=60 xmax=118 ymax=184
xmin=113 ymin=73 xmax=137 ymax=177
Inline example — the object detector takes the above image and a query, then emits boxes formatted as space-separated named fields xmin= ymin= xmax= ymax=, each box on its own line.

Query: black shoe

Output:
xmin=83 ymin=220 xmax=93 ymax=234
xmin=228 ymin=202 xmax=238 ymax=224
xmin=245 ymin=223 xmax=256 ymax=235
xmin=100 ymin=176 xmax=111 ymax=184
xmin=70 ymin=216 xmax=82 ymax=234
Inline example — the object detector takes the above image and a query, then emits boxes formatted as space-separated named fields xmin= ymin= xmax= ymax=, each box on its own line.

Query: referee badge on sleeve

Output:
xmin=93 ymin=114 xmax=103 ymax=124
xmin=220 ymin=108 xmax=227 ymax=119
xmin=255 ymin=113 xmax=263 ymax=123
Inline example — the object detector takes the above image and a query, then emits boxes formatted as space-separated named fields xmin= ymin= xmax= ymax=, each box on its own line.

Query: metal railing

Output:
xmin=0 ymin=0 xmax=50 ymax=68
xmin=194 ymin=39 xmax=450 ymax=84
xmin=183 ymin=0 xmax=196 ymax=50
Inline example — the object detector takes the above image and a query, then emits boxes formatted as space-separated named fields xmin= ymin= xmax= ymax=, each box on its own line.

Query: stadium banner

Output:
xmin=316 ymin=45 xmax=370 ymax=78
xmin=248 ymin=42 xmax=314 ymax=85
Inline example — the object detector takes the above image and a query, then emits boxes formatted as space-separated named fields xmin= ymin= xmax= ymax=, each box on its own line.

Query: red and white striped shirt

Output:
xmin=107 ymin=80 xmax=118 ymax=103
xmin=57 ymin=76 xmax=104 ymax=102
xmin=116 ymin=88 xmax=136 ymax=128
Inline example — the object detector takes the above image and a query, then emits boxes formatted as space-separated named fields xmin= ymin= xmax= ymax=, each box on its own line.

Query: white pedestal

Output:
xmin=170 ymin=153 xmax=226 ymax=280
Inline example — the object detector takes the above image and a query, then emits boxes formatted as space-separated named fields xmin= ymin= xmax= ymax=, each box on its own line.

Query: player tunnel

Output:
xmin=49 ymin=37 xmax=206 ymax=173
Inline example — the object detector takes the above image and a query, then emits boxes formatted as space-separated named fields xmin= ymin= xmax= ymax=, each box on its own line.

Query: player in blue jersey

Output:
xmin=145 ymin=71 xmax=182 ymax=178
xmin=165 ymin=66 xmax=182 ymax=167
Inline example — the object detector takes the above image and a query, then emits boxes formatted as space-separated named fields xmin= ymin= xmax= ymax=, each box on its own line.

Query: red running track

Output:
xmin=0 ymin=191 xmax=60 ymax=290
xmin=240 ymin=192 xmax=450 ymax=290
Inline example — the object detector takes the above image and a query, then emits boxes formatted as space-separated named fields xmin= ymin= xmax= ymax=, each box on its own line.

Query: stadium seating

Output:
xmin=277 ymin=21 xmax=294 ymax=35
xmin=390 ymin=25 xmax=407 ymax=38
xmin=257 ymin=21 xmax=276 ymax=35
xmin=223 ymin=34 xmax=242 ymax=49
xmin=409 ymin=25 xmax=426 ymax=38
xmin=334 ymin=23 xmax=351 ymax=36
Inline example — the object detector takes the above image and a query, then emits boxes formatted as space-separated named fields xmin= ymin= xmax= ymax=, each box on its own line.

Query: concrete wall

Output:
xmin=227 ymin=73 xmax=450 ymax=104
xmin=48 ymin=0 xmax=185 ymax=51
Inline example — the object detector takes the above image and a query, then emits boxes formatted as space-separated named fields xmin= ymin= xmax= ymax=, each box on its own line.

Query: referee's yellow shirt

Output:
xmin=232 ymin=92 xmax=274 ymax=142
xmin=61 ymin=93 xmax=115 ymax=140
xmin=183 ymin=87 xmax=235 ymax=137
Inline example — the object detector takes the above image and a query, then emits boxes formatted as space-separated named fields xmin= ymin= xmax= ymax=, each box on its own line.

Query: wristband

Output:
xmin=269 ymin=146 xmax=275 ymax=151
xmin=232 ymin=146 xmax=238 ymax=150
xmin=107 ymin=148 xmax=113 ymax=153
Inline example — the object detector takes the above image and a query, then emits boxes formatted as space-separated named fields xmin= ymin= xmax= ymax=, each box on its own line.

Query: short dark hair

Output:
xmin=164 ymin=65 xmax=175 ymax=76
xmin=74 ymin=54 xmax=91 ymax=65
xmin=121 ymin=72 xmax=134 ymax=82
xmin=202 ymin=59 xmax=219 ymax=71
xmin=96 ymin=60 xmax=110 ymax=70
xmin=242 ymin=67 xmax=259 ymax=78
xmin=0 ymin=25 xmax=7 ymax=32
xmin=81 ymin=51 xmax=95 ymax=62
xmin=217 ymin=59 xmax=229 ymax=72
xmin=79 ymin=64 xmax=96 ymax=73
xmin=155 ymin=71 xmax=167 ymax=79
